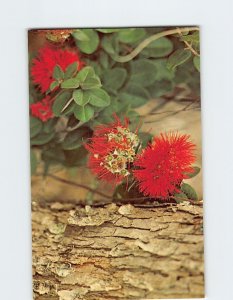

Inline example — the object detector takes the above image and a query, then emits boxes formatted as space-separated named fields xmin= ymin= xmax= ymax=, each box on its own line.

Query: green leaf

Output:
xmin=73 ymin=90 xmax=89 ymax=106
xmin=117 ymin=28 xmax=146 ymax=44
xmin=173 ymin=192 xmax=188 ymax=203
xmin=141 ymin=37 xmax=173 ymax=58
xmin=74 ymin=29 xmax=99 ymax=54
xmin=80 ymin=76 xmax=101 ymax=90
xmin=64 ymin=62 xmax=78 ymax=79
xmin=99 ymin=51 xmax=109 ymax=69
xmin=72 ymin=29 xmax=90 ymax=41
xmin=74 ymin=104 xmax=94 ymax=122
xmin=61 ymin=78 xmax=79 ymax=89
xmin=151 ymin=59 xmax=175 ymax=81
xmin=43 ymin=118 xmax=57 ymax=133
xmin=181 ymin=183 xmax=198 ymax=201
xmin=184 ymin=166 xmax=201 ymax=178
xmin=96 ymin=28 xmax=120 ymax=33
xmin=53 ymin=65 xmax=64 ymax=80
xmin=30 ymin=150 xmax=37 ymax=174
xmin=119 ymin=83 xmax=149 ymax=108
xmin=181 ymin=31 xmax=200 ymax=51
xmin=76 ymin=66 xmax=95 ymax=82
xmin=147 ymin=80 xmax=174 ymax=98
xmin=101 ymin=35 xmax=119 ymax=55
xmin=31 ymin=132 xmax=55 ymax=146
xmin=102 ymin=68 xmax=127 ymax=91
xmin=130 ymin=59 xmax=158 ymax=87
xmin=87 ymin=88 xmax=110 ymax=107
xmin=52 ymin=91 xmax=72 ymax=116
xmin=62 ymin=127 xmax=92 ymax=150
xmin=30 ymin=117 xmax=43 ymax=138
xmin=193 ymin=56 xmax=200 ymax=72
xmin=167 ymin=49 xmax=192 ymax=71
xmin=49 ymin=81 xmax=59 ymax=91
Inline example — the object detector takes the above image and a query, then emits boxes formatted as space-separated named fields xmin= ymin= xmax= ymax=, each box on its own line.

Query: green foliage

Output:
xmin=30 ymin=117 xmax=42 ymax=138
xmin=52 ymin=91 xmax=72 ymax=116
xmin=29 ymin=27 xmax=201 ymax=180
xmin=62 ymin=127 xmax=92 ymax=150
xmin=102 ymin=67 xmax=127 ymax=92
xmin=193 ymin=56 xmax=200 ymax=72
xmin=119 ymin=83 xmax=149 ymax=108
xmin=117 ymin=28 xmax=146 ymax=44
xmin=141 ymin=37 xmax=173 ymax=58
xmin=74 ymin=104 xmax=94 ymax=122
xmin=181 ymin=183 xmax=198 ymax=201
xmin=173 ymin=191 xmax=188 ymax=203
xmin=185 ymin=166 xmax=201 ymax=178
xmin=73 ymin=29 xmax=99 ymax=54
xmin=53 ymin=65 xmax=64 ymax=81
xmin=167 ymin=49 xmax=192 ymax=70
xmin=130 ymin=59 xmax=158 ymax=87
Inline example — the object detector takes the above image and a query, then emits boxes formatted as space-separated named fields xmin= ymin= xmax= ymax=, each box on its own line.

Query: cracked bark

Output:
xmin=32 ymin=201 xmax=204 ymax=299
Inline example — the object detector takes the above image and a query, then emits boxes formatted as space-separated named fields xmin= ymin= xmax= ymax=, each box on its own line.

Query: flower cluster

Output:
xmin=85 ymin=116 xmax=140 ymax=184
xmin=133 ymin=133 xmax=196 ymax=198
xmin=86 ymin=118 xmax=196 ymax=198
xmin=31 ymin=45 xmax=83 ymax=93
xmin=30 ymin=96 xmax=53 ymax=122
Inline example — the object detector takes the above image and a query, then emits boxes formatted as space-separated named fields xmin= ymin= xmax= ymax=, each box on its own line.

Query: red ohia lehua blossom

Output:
xmin=30 ymin=96 xmax=53 ymax=122
xmin=85 ymin=116 xmax=140 ymax=184
xmin=31 ymin=45 xmax=83 ymax=93
xmin=133 ymin=132 xmax=196 ymax=198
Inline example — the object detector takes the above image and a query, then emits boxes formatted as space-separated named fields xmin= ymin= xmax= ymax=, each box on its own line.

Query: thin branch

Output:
xmin=177 ymin=27 xmax=200 ymax=57
xmin=36 ymin=173 xmax=112 ymax=199
xmin=112 ymin=27 xmax=199 ymax=63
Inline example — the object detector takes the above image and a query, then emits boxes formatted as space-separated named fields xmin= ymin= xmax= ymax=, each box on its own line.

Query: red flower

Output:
xmin=30 ymin=96 xmax=53 ymax=122
xmin=133 ymin=132 xmax=196 ymax=198
xmin=31 ymin=45 xmax=83 ymax=93
xmin=85 ymin=116 xmax=140 ymax=184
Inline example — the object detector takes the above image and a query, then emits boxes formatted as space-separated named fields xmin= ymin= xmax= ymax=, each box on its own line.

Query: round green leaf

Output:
xmin=130 ymin=59 xmax=158 ymax=87
xmin=141 ymin=37 xmax=173 ymax=58
xmin=31 ymin=132 xmax=55 ymax=146
xmin=80 ymin=76 xmax=101 ymax=90
xmin=53 ymin=65 xmax=64 ymax=80
xmin=76 ymin=66 xmax=95 ymax=83
xmin=74 ymin=104 xmax=94 ymax=122
xmin=88 ymin=88 xmax=110 ymax=107
xmin=119 ymin=83 xmax=149 ymax=108
xmin=117 ymin=28 xmax=146 ymax=44
xmin=72 ymin=29 xmax=90 ymax=41
xmin=30 ymin=117 xmax=43 ymax=138
xmin=64 ymin=62 xmax=78 ymax=79
xmin=52 ymin=91 xmax=72 ymax=116
xmin=173 ymin=192 xmax=188 ymax=203
xmin=102 ymin=68 xmax=127 ymax=91
xmin=73 ymin=90 xmax=89 ymax=106
xmin=74 ymin=29 xmax=99 ymax=54
xmin=61 ymin=78 xmax=79 ymax=89
xmin=167 ymin=49 xmax=192 ymax=71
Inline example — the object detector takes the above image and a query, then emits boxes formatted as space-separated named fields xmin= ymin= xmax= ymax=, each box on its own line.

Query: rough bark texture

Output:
xmin=32 ymin=200 xmax=204 ymax=300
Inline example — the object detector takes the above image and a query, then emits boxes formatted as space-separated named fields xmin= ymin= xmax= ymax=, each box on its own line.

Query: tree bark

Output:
xmin=32 ymin=200 xmax=204 ymax=299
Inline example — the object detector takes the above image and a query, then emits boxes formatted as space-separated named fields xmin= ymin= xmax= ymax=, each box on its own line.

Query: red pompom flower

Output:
xmin=30 ymin=96 xmax=54 ymax=122
xmin=133 ymin=132 xmax=196 ymax=198
xmin=31 ymin=45 xmax=83 ymax=93
xmin=85 ymin=116 xmax=140 ymax=184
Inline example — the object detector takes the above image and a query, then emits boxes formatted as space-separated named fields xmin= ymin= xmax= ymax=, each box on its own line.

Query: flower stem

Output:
xmin=112 ymin=26 xmax=199 ymax=63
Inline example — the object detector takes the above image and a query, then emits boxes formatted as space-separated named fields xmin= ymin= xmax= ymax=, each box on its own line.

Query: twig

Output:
xmin=35 ymin=173 xmax=112 ymax=199
xmin=112 ymin=27 xmax=199 ymax=63
xmin=177 ymin=27 xmax=200 ymax=57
